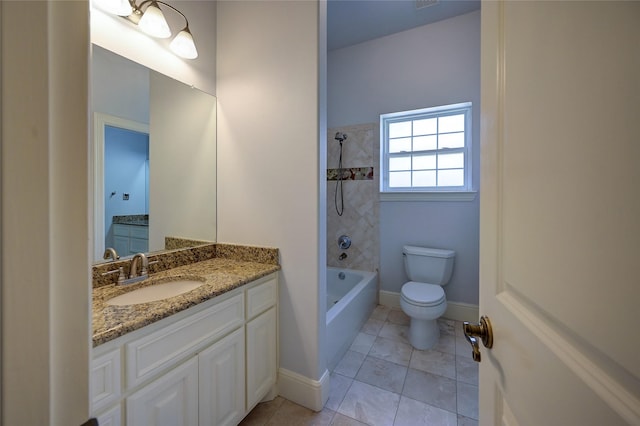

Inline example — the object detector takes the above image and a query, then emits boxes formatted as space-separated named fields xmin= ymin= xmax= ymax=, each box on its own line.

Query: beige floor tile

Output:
xmin=456 ymin=356 xmax=478 ymax=386
xmin=361 ymin=318 xmax=385 ymax=336
xmin=349 ymin=332 xmax=376 ymax=355
xmin=394 ymin=396 xmax=457 ymax=426
xmin=239 ymin=396 xmax=285 ymax=425
xmin=438 ymin=318 xmax=456 ymax=336
xmin=378 ymin=323 xmax=410 ymax=344
xmin=337 ymin=380 xmax=400 ymax=426
xmin=355 ymin=357 xmax=407 ymax=393
xmin=409 ymin=349 xmax=456 ymax=379
xmin=334 ymin=350 xmax=366 ymax=378
xmin=456 ymin=382 xmax=478 ymax=420
xmin=457 ymin=414 xmax=479 ymax=426
xmin=368 ymin=336 xmax=412 ymax=366
xmin=402 ymin=368 xmax=457 ymax=413
xmin=330 ymin=413 xmax=368 ymax=426
xmin=369 ymin=305 xmax=391 ymax=321
xmin=326 ymin=373 xmax=353 ymax=411
xmin=387 ymin=309 xmax=410 ymax=326
xmin=432 ymin=332 xmax=456 ymax=355
xmin=265 ymin=400 xmax=334 ymax=426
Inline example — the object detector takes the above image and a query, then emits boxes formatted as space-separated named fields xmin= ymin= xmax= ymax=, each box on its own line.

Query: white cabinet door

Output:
xmin=199 ymin=327 xmax=245 ymax=426
xmin=127 ymin=357 xmax=198 ymax=426
xmin=113 ymin=236 xmax=129 ymax=256
xmin=91 ymin=347 xmax=121 ymax=414
xmin=246 ymin=307 xmax=277 ymax=410
xmin=95 ymin=404 xmax=122 ymax=426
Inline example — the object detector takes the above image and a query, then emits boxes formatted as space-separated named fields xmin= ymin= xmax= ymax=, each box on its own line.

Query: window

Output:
xmin=380 ymin=103 xmax=472 ymax=195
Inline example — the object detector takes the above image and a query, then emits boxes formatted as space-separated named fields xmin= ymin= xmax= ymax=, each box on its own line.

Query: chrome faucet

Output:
xmin=103 ymin=247 xmax=120 ymax=262
xmin=129 ymin=252 xmax=149 ymax=280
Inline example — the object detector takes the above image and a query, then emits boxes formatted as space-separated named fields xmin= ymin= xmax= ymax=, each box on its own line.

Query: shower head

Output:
xmin=334 ymin=132 xmax=347 ymax=143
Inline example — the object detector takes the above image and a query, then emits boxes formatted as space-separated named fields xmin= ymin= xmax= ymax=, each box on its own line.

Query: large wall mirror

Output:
xmin=92 ymin=45 xmax=217 ymax=263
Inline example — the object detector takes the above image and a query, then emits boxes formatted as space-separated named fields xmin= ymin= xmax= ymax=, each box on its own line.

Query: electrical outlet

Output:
xmin=123 ymin=193 xmax=129 ymax=200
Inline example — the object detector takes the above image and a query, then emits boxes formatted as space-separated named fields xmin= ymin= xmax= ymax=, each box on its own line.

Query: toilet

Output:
xmin=400 ymin=245 xmax=455 ymax=350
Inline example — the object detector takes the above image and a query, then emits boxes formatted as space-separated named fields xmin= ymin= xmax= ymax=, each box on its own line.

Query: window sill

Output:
xmin=380 ymin=191 xmax=477 ymax=202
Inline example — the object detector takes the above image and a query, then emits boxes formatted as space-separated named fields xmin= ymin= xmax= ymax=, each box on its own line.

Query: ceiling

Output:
xmin=327 ymin=0 xmax=481 ymax=51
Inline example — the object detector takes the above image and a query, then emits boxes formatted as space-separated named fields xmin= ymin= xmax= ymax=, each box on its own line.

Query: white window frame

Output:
xmin=380 ymin=102 xmax=474 ymax=201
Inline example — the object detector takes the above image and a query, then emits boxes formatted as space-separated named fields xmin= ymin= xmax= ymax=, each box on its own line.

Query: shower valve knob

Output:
xmin=338 ymin=235 xmax=351 ymax=250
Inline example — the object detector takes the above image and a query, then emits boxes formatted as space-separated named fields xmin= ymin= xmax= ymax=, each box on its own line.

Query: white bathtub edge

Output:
xmin=278 ymin=367 xmax=330 ymax=412
xmin=379 ymin=290 xmax=479 ymax=322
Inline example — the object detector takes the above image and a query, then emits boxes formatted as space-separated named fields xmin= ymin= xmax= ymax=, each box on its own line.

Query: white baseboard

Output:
xmin=277 ymin=368 xmax=330 ymax=411
xmin=379 ymin=290 xmax=479 ymax=323
xmin=379 ymin=290 xmax=401 ymax=309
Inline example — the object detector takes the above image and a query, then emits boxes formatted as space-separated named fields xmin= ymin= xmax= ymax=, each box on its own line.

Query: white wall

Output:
xmin=217 ymin=0 xmax=325 ymax=407
xmin=92 ymin=44 xmax=150 ymax=123
xmin=327 ymin=11 xmax=480 ymax=306
xmin=1 ymin=1 xmax=90 ymax=424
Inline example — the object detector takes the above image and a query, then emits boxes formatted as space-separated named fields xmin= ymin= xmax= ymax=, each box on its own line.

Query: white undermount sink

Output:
xmin=106 ymin=279 xmax=204 ymax=306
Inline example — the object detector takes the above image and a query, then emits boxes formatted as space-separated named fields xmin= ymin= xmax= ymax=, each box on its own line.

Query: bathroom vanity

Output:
xmin=91 ymin=246 xmax=279 ymax=426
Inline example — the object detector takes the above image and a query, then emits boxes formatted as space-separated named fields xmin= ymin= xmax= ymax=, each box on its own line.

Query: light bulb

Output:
xmin=170 ymin=28 xmax=198 ymax=59
xmin=138 ymin=1 xmax=171 ymax=38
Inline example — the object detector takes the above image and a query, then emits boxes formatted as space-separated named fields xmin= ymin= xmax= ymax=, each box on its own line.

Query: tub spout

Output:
xmin=339 ymin=253 xmax=348 ymax=261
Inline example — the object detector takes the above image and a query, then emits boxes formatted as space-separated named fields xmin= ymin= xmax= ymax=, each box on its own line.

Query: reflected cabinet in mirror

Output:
xmin=92 ymin=45 xmax=216 ymax=263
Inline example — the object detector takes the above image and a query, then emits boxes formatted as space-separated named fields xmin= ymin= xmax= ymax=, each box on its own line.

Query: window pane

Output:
xmin=438 ymin=114 xmax=465 ymax=133
xmin=389 ymin=156 xmax=411 ymax=171
xmin=413 ymin=170 xmax=436 ymax=187
xmin=413 ymin=154 xmax=436 ymax=170
xmin=413 ymin=117 xmax=437 ymax=136
xmin=413 ymin=135 xmax=437 ymax=151
xmin=438 ymin=169 xmax=464 ymax=186
xmin=389 ymin=171 xmax=411 ymax=187
xmin=439 ymin=152 xmax=464 ymax=169
xmin=439 ymin=132 xmax=464 ymax=149
xmin=389 ymin=137 xmax=411 ymax=153
xmin=389 ymin=121 xmax=412 ymax=138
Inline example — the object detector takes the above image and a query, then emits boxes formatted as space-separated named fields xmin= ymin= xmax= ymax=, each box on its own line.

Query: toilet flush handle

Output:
xmin=463 ymin=316 xmax=493 ymax=362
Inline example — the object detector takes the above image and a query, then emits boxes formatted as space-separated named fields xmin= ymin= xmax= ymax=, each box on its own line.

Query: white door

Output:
xmin=479 ymin=1 xmax=640 ymax=424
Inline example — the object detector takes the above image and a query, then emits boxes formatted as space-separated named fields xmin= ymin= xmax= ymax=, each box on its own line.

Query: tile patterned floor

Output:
xmin=240 ymin=306 xmax=479 ymax=426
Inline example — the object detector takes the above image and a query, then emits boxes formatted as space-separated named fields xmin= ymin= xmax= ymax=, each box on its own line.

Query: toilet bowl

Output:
xmin=400 ymin=246 xmax=455 ymax=350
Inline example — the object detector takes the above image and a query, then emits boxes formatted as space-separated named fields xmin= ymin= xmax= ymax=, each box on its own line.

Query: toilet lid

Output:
xmin=401 ymin=282 xmax=446 ymax=307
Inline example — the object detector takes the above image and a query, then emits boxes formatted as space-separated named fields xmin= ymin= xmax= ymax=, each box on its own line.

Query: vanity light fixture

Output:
xmin=95 ymin=0 xmax=199 ymax=59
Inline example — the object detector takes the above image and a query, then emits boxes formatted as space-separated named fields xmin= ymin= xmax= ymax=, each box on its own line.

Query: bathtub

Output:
xmin=326 ymin=267 xmax=378 ymax=371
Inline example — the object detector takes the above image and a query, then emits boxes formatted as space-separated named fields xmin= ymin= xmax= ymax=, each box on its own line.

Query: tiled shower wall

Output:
xmin=327 ymin=123 xmax=380 ymax=272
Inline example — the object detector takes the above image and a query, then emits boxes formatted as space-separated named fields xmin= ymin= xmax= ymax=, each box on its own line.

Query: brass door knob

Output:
xmin=463 ymin=316 xmax=493 ymax=362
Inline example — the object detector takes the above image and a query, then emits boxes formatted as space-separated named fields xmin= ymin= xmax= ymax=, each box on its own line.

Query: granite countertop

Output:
xmin=93 ymin=258 xmax=279 ymax=347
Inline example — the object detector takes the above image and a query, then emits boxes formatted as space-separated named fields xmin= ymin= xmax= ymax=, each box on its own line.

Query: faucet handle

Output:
xmin=101 ymin=266 xmax=126 ymax=284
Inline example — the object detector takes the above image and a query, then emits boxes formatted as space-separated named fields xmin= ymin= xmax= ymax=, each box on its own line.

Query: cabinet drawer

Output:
xmin=126 ymin=293 xmax=244 ymax=389
xmin=91 ymin=347 xmax=121 ymax=413
xmin=129 ymin=226 xmax=148 ymax=239
xmin=247 ymin=277 xmax=277 ymax=319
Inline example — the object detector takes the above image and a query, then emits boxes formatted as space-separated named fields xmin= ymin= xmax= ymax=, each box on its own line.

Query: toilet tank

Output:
xmin=403 ymin=245 xmax=455 ymax=285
